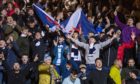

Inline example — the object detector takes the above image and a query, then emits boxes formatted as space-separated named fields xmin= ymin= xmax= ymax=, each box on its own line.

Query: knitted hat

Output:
xmin=44 ymin=54 xmax=51 ymax=61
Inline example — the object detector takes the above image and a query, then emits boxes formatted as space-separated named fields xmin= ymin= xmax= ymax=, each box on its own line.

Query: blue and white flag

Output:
xmin=61 ymin=8 xmax=96 ymax=35
xmin=33 ymin=4 xmax=60 ymax=29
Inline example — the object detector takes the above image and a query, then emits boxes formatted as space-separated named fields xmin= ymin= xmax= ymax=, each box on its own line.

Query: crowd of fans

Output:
xmin=0 ymin=0 xmax=140 ymax=84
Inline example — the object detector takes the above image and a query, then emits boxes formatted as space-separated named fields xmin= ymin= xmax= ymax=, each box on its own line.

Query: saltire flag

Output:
xmin=32 ymin=4 xmax=60 ymax=29
xmin=61 ymin=8 xmax=96 ymax=35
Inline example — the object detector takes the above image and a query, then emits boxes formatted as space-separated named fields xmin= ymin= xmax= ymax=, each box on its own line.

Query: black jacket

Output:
xmin=3 ymin=61 xmax=33 ymax=84
xmin=126 ymin=79 xmax=140 ymax=84
xmin=88 ymin=68 xmax=108 ymax=84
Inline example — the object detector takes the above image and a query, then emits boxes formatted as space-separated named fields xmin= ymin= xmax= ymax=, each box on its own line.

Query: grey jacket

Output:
xmin=71 ymin=39 xmax=112 ymax=64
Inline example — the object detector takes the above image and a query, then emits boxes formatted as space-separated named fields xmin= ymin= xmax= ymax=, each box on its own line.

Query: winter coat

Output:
xmin=53 ymin=42 xmax=69 ymax=66
xmin=2 ymin=61 xmax=33 ymax=84
xmin=38 ymin=63 xmax=59 ymax=84
xmin=71 ymin=38 xmax=112 ymax=64
xmin=115 ymin=15 xmax=140 ymax=43
xmin=31 ymin=39 xmax=46 ymax=61
xmin=101 ymin=35 xmax=119 ymax=67
xmin=121 ymin=66 xmax=140 ymax=81
xmin=88 ymin=68 xmax=108 ymax=84
xmin=17 ymin=36 xmax=30 ymax=55
xmin=3 ymin=24 xmax=22 ymax=41
xmin=109 ymin=65 xmax=121 ymax=84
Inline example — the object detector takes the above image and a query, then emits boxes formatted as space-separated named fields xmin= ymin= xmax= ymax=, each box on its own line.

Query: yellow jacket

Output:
xmin=38 ymin=63 xmax=59 ymax=84
xmin=109 ymin=65 xmax=121 ymax=84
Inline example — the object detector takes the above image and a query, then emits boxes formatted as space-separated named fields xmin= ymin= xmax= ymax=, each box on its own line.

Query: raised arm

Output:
xmin=98 ymin=33 xmax=118 ymax=48
xmin=114 ymin=11 xmax=126 ymax=29
xmin=105 ymin=16 xmax=111 ymax=29
xmin=66 ymin=34 xmax=88 ymax=49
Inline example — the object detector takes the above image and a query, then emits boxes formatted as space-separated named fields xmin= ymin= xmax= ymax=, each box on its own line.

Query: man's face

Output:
xmin=22 ymin=29 xmax=29 ymax=35
xmin=116 ymin=30 xmax=121 ymax=36
xmin=44 ymin=59 xmax=52 ymax=65
xmin=21 ymin=55 xmax=29 ymax=64
xmin=66 ymin=64 xmax=71 ymax=70
xmin=1 ymin=9 xmax=7 ymax=17
xmin=15 ymin=8 xmax=20 ymax=14
xmin=71 ymin=74 xmax=77 ymax=80
xmin=29 ymin=22 xmax=35 ymax=28
xmin=109 ymin=28 xmax=114 ymax=34
xmin=7 ymin=16 xmax=13 ymax=24
xmin=72 ymin=32 xmax=78 ymax=38
xmin=0 ymin=40 xmax=6 ymax=48
xmin=128 ymin=59 xmax=135 ymax=67
xmin=35 ymin=32 xmax=41 ymax=40
xmin=58 ymin=37 xmax=64 ymax=43
xmin=28 ymin=9 xmax=34 ymax=16
xmin=127 ymin=18 xmax=134 ymax=26
xmin=87 ymin=16 xmax=92 ymax=23
xmin=7 ymin=3 xmax=13 ymax=10
xmin=13 ymin=63 xmax=20 ymax=71
xmin=95 ymin=60 xmax=102 ymax=68
xmin=89 ymin=38 xmax=96 ymax=44
xmin=80 ymin=68 xmax=86 ymax=73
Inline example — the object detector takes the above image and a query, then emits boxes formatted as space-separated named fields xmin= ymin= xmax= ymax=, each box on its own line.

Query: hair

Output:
xmin=21 ymin=26 xmax=29 ymax=31
xmin=66 ymin=61 xmax=72 ymax=66
xmin=128 ymin=58 xmax=135 ymax=62
xmin=95 ymin=58 xmax=102 ymax=63
xmin=28 ymin=18 xmax=35 ymax=24
xmin=89 ymin=36 xmax=97 ymax=41
xmin=126 ymin=16 xmax=136 ymax=23
xmin=74 ymin=31 xmax=79 ymax=35
xmin=114 ymin=59 xmax=121 ymax=65
xmin=27 ymin=8 xmax=33 ymax=12
xmin=105 ymin=25 xmax=116 ymax=33
xmin=71 ymin=69 xmax=78 ymax=75
xmin=22 ymin=54 xmax=29 ymax=57
xmin=89 ymin=36 xmax=95 ymax=39
xmin=58 ymin=35 xmax=65 ymax=38
xmin=131 ymin=70 xmax=139 ymax=76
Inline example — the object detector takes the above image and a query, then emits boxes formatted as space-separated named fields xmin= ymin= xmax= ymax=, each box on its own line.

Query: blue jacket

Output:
xmin=6 ymin=41 xmax=19 ymax=68
xmin=53 ymin=42 xmax=69 ymax=65
xmin=61 ymin=59 xmax=79 ymax=80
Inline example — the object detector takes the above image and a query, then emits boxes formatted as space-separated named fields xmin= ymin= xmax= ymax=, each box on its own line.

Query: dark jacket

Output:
xmin=126 ymin=79 xmax=140 ymax=84
xmin=78 ymin=72 xmax=88 ymax=84
xmin=101 ymin=35 xmax=119 ymax=67
xmin=0 ymin=28 xmax=4 ymax=40
xmin=88 ymin=68 xmax=108 ymax=84
xmin=121 ymin=66 xmax=140 ymax=80
xmin=17 ymin=36 xmax=30 ymax=56
xmin=31 ymin=39 xmax=46 ymax=62
xmin=3 ymin=61 xmax=33 ymax=84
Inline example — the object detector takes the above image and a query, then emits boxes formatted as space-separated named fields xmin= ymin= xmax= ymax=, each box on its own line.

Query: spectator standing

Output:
xmin=109 ymin=59 xmax=122 ymax=84
xmin=38 ymin=55 xmax=60 ymax=84
xmin=67 ymin=33 xmax=118 ymax=73
xmin=88 ymin=58 xmax=108 ymax=84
